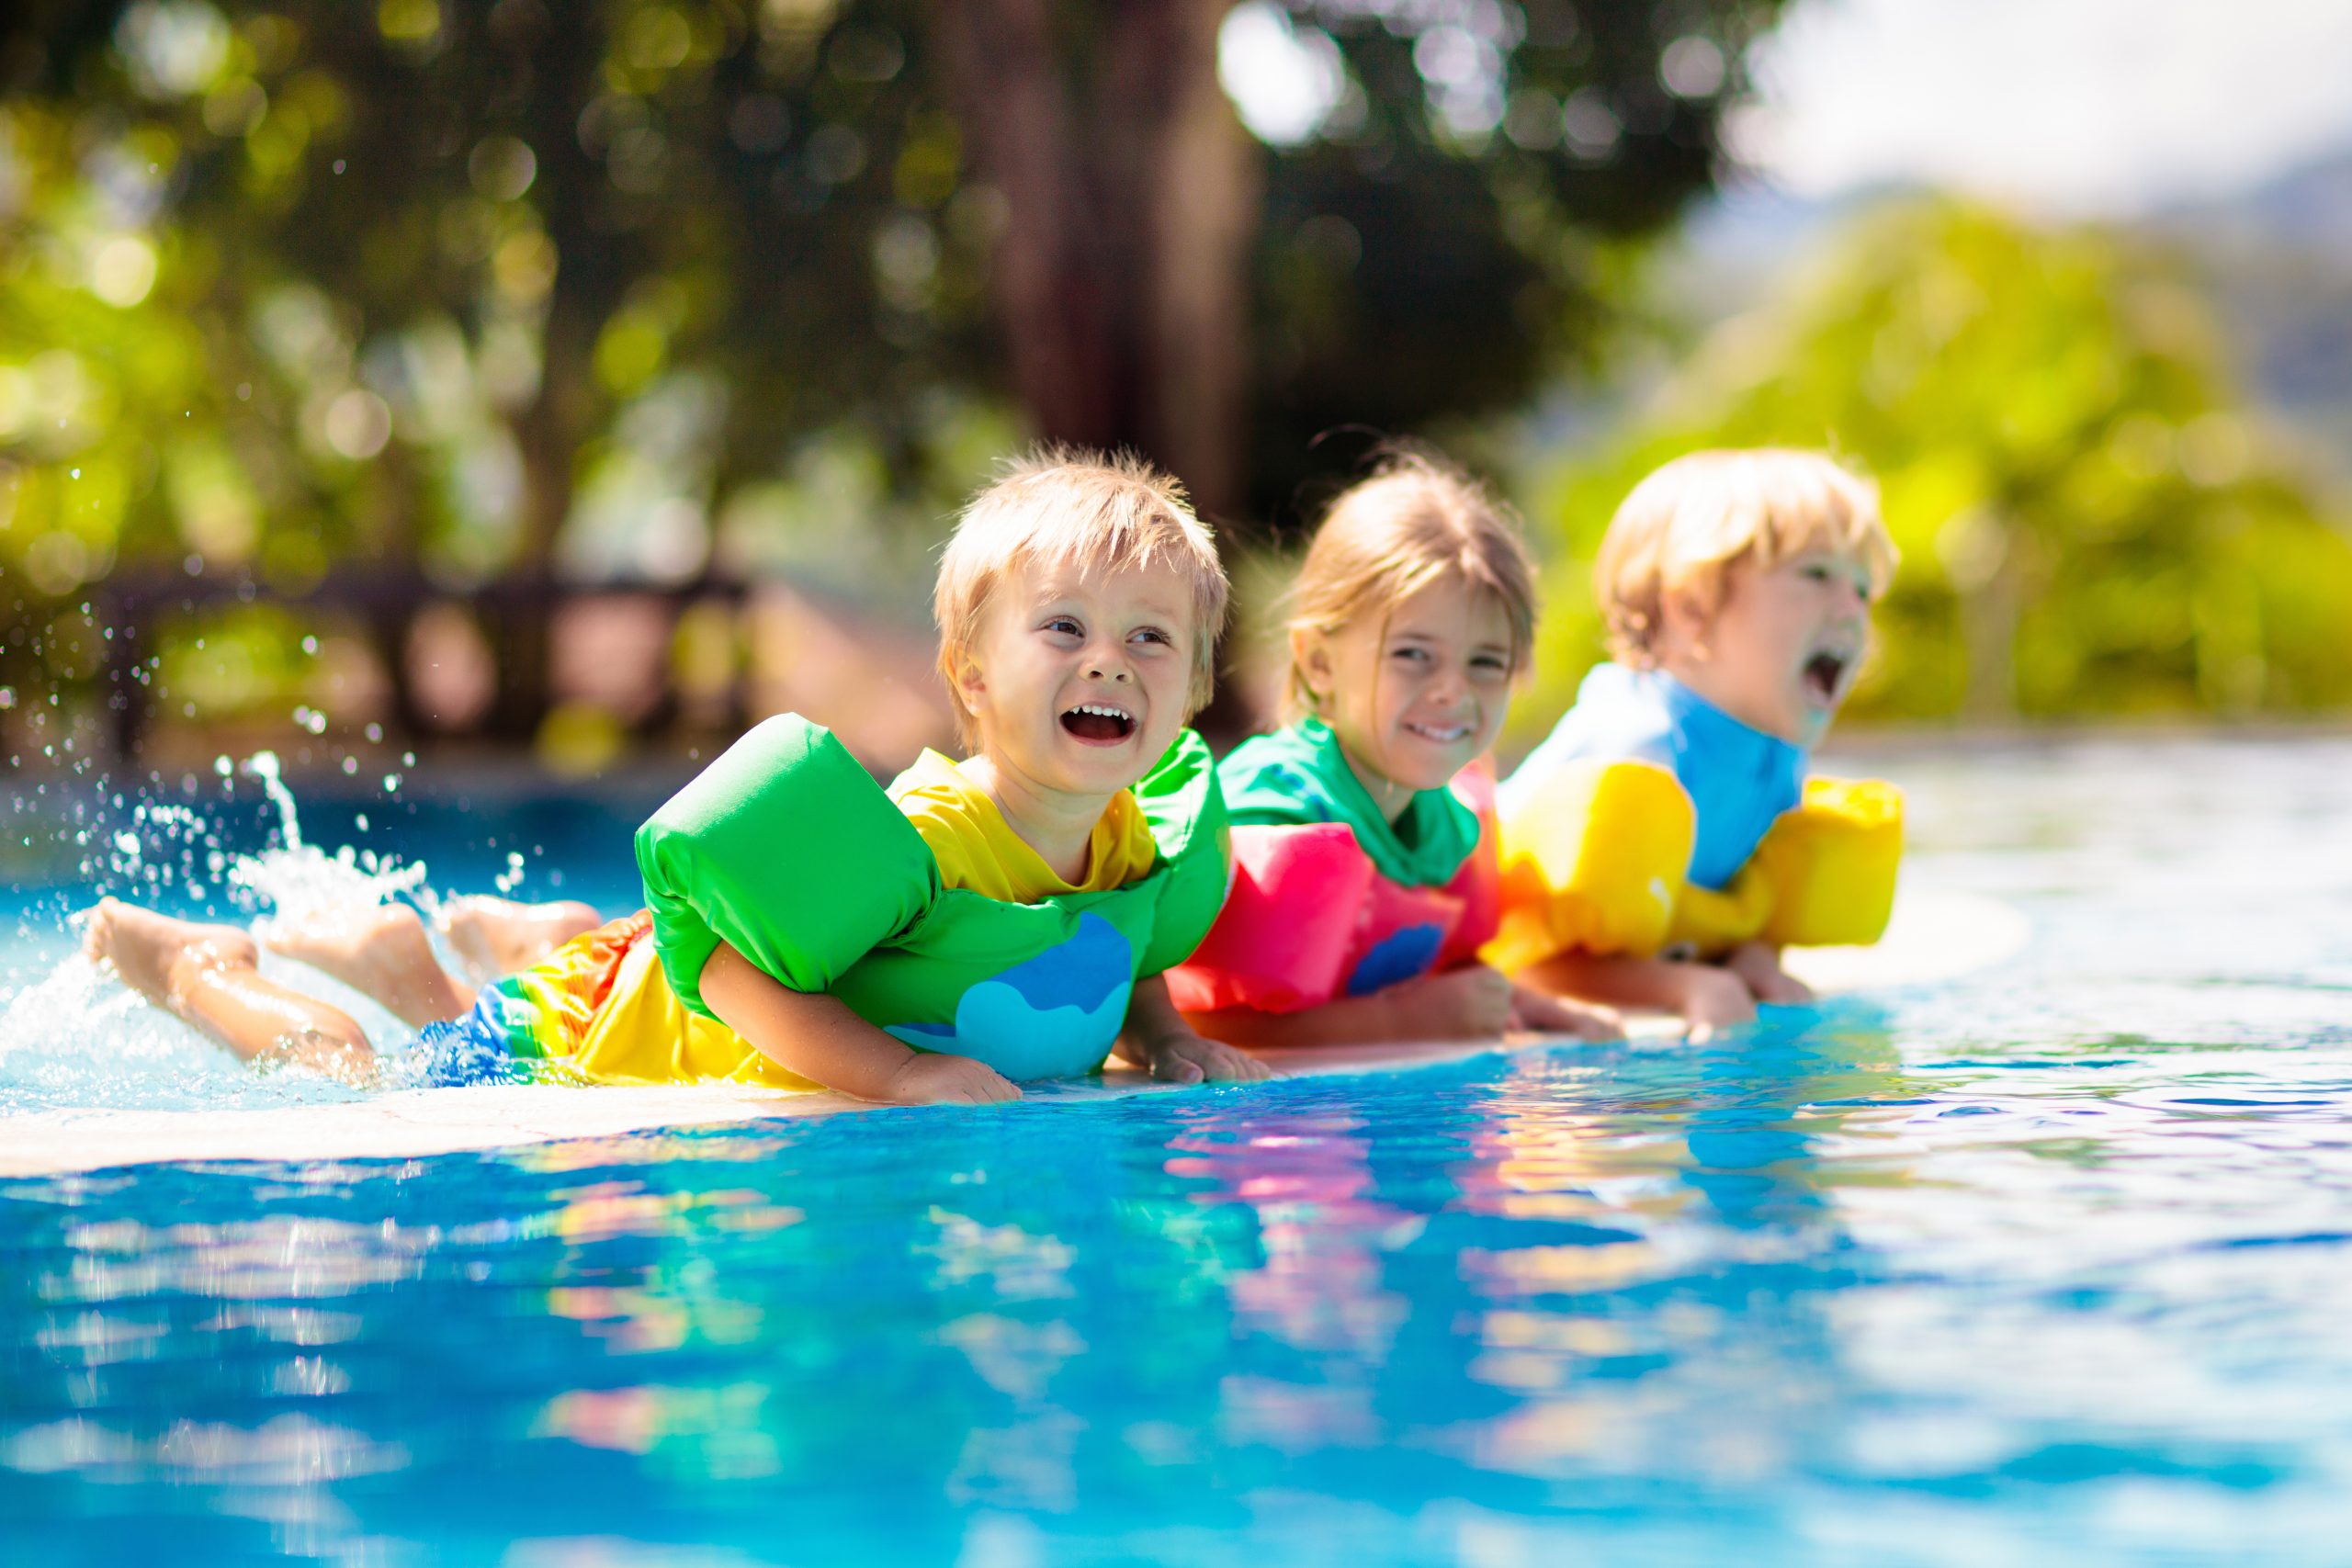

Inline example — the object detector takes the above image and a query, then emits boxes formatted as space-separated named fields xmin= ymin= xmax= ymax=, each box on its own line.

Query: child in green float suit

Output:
xmin=86 ymin=450 xmax=1269 ymax=1105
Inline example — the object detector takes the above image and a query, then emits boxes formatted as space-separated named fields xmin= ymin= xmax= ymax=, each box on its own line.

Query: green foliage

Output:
xmin=1250 ymin=0 xmax=1788 ymax=517
xmin=1521 ymin=197 xmax=2352 ymax=735
xmin=0 ymin=0 xmax=1784 ymax=744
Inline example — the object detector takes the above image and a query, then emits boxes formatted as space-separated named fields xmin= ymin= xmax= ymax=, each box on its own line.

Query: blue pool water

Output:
xmin=4 ymin=736 xmax=2352 ymax=1564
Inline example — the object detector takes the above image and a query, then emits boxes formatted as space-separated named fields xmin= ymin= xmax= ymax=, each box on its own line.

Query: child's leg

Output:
xmin=262 ymin=904 xmax=475 ymax=1029
xmin=84 ymin=899 xmax=376 ymax=1080
xmin=440 ymin=896 xmax=602 ymax=987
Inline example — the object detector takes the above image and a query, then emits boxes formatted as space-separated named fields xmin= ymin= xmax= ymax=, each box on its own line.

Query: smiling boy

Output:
xmin=76 ymin=454 xmax=1264 ymax=1102
xmin=1491 ymin=449 xmax=1905 ymax=1036
xmin=356 ymin=449 xmax=1270 ymax=1104
xmin=643 ymin=448 xmax=1269 ymax=1102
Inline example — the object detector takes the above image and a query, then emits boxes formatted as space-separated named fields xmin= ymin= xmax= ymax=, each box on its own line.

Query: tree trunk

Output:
xmin=928 ymin=0 xmax=1261 ymax=524
xmin=359 ymin=437 xmax=431 ymax=739
xmin=1118 ymin=2 xmax=1261 ymax=529
xmin=485 ymin=17 xmax=613 ymax=743
xmin=492 ymin=299 xmax=593 ymax=740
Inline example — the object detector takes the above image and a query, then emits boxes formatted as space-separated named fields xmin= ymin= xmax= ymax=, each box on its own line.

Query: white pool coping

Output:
xmin=0 ymin=891 xmax=2027 ymax=1178
xmin=0 ymin=1039 xmax=1524 ymax=1176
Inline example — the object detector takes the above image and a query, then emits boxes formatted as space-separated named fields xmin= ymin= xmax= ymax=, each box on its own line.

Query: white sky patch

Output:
xmin=1730 ymin=0 xmax=2352 ymax=213
xmin=1218 ymin=2 xmax=1346 ymax=148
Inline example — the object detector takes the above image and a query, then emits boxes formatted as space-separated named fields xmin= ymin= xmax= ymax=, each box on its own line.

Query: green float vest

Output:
xmin=635 ymin=716 xmax=1231 ymax=1081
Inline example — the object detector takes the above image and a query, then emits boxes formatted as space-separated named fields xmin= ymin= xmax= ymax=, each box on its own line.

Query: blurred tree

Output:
xmin=1 ymin=0 xmax=1783 ymax=748
xmin=1521 ymin=197 xmax=2352 ymax=733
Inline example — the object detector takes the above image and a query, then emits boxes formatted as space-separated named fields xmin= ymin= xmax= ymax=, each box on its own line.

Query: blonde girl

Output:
xmin=1168 ymin=453 xmax=1619 ymax=1046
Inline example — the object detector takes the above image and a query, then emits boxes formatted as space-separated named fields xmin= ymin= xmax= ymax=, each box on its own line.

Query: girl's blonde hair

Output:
xmin=1283 ymin=453 xmax=1538 ymax=717
xmin=1597 ymin=448 xmax=1896 ymax=665
xmin=935 ymin=446 xmax=1230 ymax=747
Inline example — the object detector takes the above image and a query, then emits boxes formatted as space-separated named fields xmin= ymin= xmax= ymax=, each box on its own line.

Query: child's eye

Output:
xmin=1043 ymin=616 xmax=1082 ymax=637
xmin=1129 ymin=626 xmax=1173 ymax=649
xmin=1390 ymin=645 xmax=1432 ymax=664
xmin=1470 ymin=654 xmax=1509 ymax=674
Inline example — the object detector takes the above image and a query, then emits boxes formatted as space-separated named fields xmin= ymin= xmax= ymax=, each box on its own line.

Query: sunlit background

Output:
xmin=9 ymin=10 xmax=2352 ymax=1563
xmin=2 ymin=0 xmax=2347 ymax=793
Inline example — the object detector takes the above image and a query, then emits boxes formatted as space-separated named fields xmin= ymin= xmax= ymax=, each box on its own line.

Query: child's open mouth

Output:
xmin=1403 ymin=718 xmax=1473 ymax=744
xmin=1802 ymin=650 xmax=1850 ymax=706
xmin=1060 ymin=702 xmax=1136 ymax=744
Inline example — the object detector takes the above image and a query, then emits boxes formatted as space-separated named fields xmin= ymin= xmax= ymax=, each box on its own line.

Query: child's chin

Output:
xmin=1053 ymin=732 xmax=1153 ymax=782
xmin=1393 ymin=753 xmax=1469 ymax=792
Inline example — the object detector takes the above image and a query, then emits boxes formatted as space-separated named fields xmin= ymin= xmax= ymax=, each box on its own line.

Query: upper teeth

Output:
xmin=1408 ymin=721 xmax=1470 ymax=739
xmin=1072 ymin=704 xmax=1129 ymax=719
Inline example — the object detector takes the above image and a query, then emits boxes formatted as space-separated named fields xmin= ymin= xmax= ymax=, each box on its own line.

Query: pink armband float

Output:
xmin=1166 ymin=790 xmax=1499 ymax=1018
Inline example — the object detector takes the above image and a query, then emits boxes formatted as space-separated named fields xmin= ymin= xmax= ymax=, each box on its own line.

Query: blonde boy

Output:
xmin=1492 ymin=449 xmax=1903 ymax=1036
xmin=652 ymin=446 xmax=1269 ymax=1101
xmin=87 ymin=449 xmax=1267 ymax=1103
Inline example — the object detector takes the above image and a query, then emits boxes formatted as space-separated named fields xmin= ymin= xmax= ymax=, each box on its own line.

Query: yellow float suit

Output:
xmin=1484 ymin=665 xmax=1901 ymax=975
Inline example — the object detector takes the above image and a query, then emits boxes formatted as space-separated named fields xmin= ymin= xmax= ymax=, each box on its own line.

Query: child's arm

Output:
xmin=1506 ymin=984 xmax=1624 ymax=1042
xmin=1518 ymin=948 xmax=1758 ymax=1041
xmin=1115 ymin=974 xmax=1274 ymax=1084
xmin=1724 ymin=941 xmax=1815 ymax=1004
xmin=1187 ymin=965 xmax=1620 ymax=1048
xmin=1188 ymin=964 xmax=1609 ymax=1048
xmin=698 ymin=940 xmax=1019 ymax=1105
xmin=1184 ymin=966 xmax=1498 ymax=1048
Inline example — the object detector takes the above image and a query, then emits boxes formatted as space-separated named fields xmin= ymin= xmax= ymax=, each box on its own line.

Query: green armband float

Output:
xmin=635 ymin=715 xmax=938 ymax=1019
xmin=635 ymin=720 xmax=1233 ymax=1083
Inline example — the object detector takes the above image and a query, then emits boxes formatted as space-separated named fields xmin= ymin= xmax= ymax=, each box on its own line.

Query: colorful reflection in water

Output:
xmin=5 ymin=738 xmax=2352 ymax=1564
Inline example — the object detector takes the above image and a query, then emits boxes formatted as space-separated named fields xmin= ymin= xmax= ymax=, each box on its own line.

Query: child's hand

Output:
xmin=1139 ymin=1030 xmax=1275 ymax=1085
xmin=1397 ymin=964 xmax=1516 ymax=1039
xmin=1675 ymin=964 xmax=1758 ymax=1042
xmin=1507 ymin=985 xmax=1623 ymax=1042
xmin=880 ymin=1051 xmax=1022 ymax=1106
xmin=1724 ymin=941 xmax=1815 ymax=1006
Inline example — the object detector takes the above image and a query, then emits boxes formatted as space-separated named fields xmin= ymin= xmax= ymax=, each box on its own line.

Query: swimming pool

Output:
xmin=5 ymin=736 xmax=2351 ymax=1564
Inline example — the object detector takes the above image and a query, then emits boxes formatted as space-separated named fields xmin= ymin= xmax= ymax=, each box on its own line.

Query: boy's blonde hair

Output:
xmin=1596 ymin=448 xmax=1896 ymax=665
xmin=1283 ymin=452 xmax=1539 ymax=718
xmin=935 ymin=446 xmax=1230 ymax=747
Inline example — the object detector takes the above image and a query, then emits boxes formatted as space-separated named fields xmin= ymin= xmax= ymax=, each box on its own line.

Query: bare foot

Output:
xmin=85 ymin=897 xmax=258 ymax=1010
xmin=441 ymin=896 xmax=600 ymax=986
xmin=264 ymin=902 xmax=473 ymax=1029
xmin=85 ymin=897 xmax=377 ymax=1080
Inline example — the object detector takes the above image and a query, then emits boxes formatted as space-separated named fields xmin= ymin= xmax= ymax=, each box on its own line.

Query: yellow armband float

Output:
xmin=1753 ymin=776 xmax=1904 ymax=948
xmin=1484 ymin=765 xmax=1904 ymax=973
xmin=1485 ymin=760 xmax=1692 ymax=973
xmin=1664 ymin=858 xmax=1776 ymax=956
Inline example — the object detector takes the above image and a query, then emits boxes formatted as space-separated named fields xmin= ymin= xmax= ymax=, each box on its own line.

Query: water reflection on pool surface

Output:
xmin=4 ymin=737 xmax=2351 ymax=1565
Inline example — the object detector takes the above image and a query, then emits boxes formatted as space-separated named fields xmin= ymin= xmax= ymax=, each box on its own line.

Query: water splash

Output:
xmin=228 ymin=753 xmax=428 ymax=928
xmin=3 ymin=754 xmax=457 ymax=1111
xmin=0 ymin=951 xmax=368 ymax=1112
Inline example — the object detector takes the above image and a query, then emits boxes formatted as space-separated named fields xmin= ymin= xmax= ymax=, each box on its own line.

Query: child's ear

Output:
xmin=1658 ymin=587 xmax=1713 ymax=661
xmin=953 ymin=648 xmax=987 ymax=708
xmin=1289 ymin=627 xmax=1332 ymax=707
